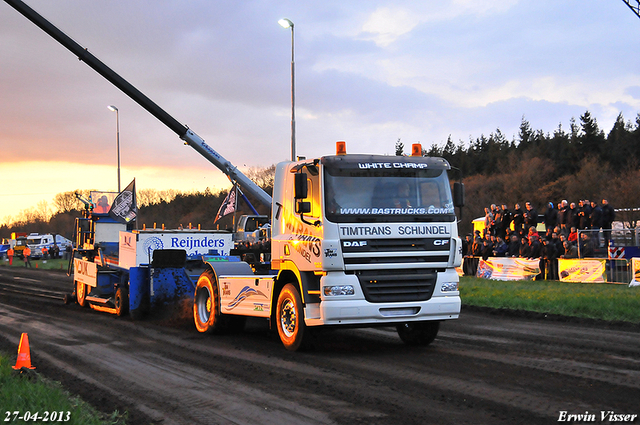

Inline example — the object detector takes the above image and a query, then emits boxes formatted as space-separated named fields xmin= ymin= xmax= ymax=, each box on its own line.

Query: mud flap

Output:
xmin=150 ymin=267 xmax=195 ymax=306
xmin=129 ymin=266 xmax=149 ymax=314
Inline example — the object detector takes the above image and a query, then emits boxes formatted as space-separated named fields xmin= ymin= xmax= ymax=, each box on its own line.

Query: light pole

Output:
xmin=107 ymin=105 xmax=121 ymax=192
xmin=278 ymin=18 xmax=295 ymax=161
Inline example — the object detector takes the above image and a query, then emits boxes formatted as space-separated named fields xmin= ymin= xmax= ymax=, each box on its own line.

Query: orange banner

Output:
xmin=476 ymin=258 xmax=540 ymax=281
xmin=558 ymin=259 xmax=605 ymax=283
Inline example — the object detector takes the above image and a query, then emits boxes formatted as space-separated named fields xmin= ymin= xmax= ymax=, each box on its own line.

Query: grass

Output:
xmin=0 ymin=353 xmax=127 ymax=425
xmin=0 ymin=257 xmax=69 ymax=271
xmin=459 ymin=276 xmax=640 ymax=324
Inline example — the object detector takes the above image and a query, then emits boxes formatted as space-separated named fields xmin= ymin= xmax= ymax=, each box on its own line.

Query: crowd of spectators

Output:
xmin=462 ymin=199 xmax=615 ymax=279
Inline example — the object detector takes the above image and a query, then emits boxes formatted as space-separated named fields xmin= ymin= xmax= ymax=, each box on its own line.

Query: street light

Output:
xmin=278 ymin=18 xmax=295 ymax=161
xmin=107 ymin=105 xmax=121 ymax=192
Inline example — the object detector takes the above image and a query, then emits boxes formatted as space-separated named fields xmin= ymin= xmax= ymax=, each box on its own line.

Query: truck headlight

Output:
xmin=323 ymin=285 xmax=355 ymax=296
xmin=441 ymin=282 xmax=458 ymax=292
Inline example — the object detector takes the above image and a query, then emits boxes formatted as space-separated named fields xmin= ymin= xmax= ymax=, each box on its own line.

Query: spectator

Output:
xmin=524 ymin=202 xmax=538 ymax=231
xmin=584 ymin=199 xmax=592 ymax=229
xmin=590 ymin=201 xmax=603 ymax=230
xmin=559 ymin=233 xmax=568 ymax=246
xmin=519 ymin=236 xmax=530 ymax=258
xmin=580 ymin=233 xmax=595 ymax=257
xmin=552 ymin=232 xmax=563 ymax=256
xmin=557 ymin=200 xmax=568 ymax=231
xmin=561 ymin=240 xmax=578 ymax=258
xmin=501 ymin=204 xmax=512 ymax=237
xmin=508 ymin=234 xmax=520 ymax=257
xmin=505 ymin=227 xmax=514 ymax=243
xmin=528 ymin=235 xmax=542 ymax=259
xmin=568 ymin=202 xmax=579 ymax=230
xmin=472 ymin=237 xmax=483 ymax=257
xmin=463 ymin=234 xmax=473 ymax=256
xmin=493 ymin=236 xmax=508 ymax=257
xmin=601 ymin=199 xmax=615 ymax=246
xmin=479 ymin=198 xmax=612 ymax=258
xmin=513 ymin=203 xmax=524 ymax=236
xmin=541 ymin=238 xmax=558 ymax=280
xmin=552 ymin=226 xmax=565 ymax=240
xmin=590 ymin=200 xmax=603 ymax=247
xmin=481 ymin=239 xmax=493 ymax=260
xmin=493 ymin=206 xmax=503 ymax=238
xmin=568 ymin=226 xmax=578 ymax=244
xmin=483 ymin=207 xmax=494 ymax=237
xmin=544 ymin=202 xmax=558 ymax=233
xmin=579 ymin=199 xmax=592 ymax=230
xmin=23 ymin=246 xmax=32 ymax=268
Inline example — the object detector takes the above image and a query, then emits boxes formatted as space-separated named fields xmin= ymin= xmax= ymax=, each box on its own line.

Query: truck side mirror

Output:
xmin=294 ymin=172 xmax=308 ymax=199
xmin=296 ymin=201 xmax=311 ymax=214
xmin=453 ymin=182 xmax=465 ymax=208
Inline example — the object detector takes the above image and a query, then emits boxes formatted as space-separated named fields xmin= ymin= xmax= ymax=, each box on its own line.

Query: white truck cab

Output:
xmin=27 ymin=233 xmax=72 ymax=258
xmin=195 ymin=143 xmax=464 ymax=351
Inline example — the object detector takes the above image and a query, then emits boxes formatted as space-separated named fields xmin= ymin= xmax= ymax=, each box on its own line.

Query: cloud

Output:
xmin=358 ymin=1 xmax=519 ymax=46
xmin=1 ymin=0 xmax=640 ymax=222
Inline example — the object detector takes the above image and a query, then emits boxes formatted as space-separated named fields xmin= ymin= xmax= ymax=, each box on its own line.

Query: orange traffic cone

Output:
xmin=12 ymin=333 xmax=36 ymax=370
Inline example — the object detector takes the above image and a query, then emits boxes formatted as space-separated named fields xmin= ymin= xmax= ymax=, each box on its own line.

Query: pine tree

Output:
xmin=395 ymin=139 xmax=404 ymax=156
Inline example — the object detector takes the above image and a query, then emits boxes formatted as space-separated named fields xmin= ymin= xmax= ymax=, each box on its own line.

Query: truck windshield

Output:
xmin=324 ymin=166 xmax=455 ymax=223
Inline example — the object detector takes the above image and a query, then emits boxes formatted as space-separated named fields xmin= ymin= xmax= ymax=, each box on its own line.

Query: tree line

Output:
xmin=3 ymin=110 xmax=640 ymax=239
xmin=0 ymin=166 xmax=275 ymax=239
xmin=401 ymin=111 xmax=640 ymax=234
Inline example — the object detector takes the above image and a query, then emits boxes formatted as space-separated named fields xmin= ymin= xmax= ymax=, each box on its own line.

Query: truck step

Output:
xmin=85 ymin=296 xmax=114 ymax=306
xmin=90 ymin=305 xmax=118 ymax=315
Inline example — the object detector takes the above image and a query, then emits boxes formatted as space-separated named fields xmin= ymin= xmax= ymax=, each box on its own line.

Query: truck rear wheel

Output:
xmin=276 ymin=283 xmax=311 ymax=351
xmin=193 ymin=269 xmax=225 ymax=333
xmin=396 ymin=321 xmax=439 ymax=346
xmin=75 ymin=280 xmax=88 ymax=308
xmin=115 ymin=287 xmax=129 ymax=317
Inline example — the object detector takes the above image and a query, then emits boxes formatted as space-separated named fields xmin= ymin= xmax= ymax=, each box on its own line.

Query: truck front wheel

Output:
xmin=276 ymin=284 xmax=311 ymax=351
xmin=193 ymin=269 xmax=225 ymax=333
xmin=115 ymin=287 xmax=129 ymax=317
xmin=396 ymin=321 xmax=440 ymax=346
xmin=75 ymin=280 xmax=88 ymax=308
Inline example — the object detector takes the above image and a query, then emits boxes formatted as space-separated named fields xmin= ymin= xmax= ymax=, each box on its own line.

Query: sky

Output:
xmin=1 ymin=0 xmax=640 ymax=226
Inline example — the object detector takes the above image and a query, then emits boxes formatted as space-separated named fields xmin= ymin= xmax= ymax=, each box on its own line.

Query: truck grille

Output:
xmin=342 ymin=238 xmax=451 ymax=266
xmin=344 ymin=255 xmax=449 ymax=265
xmin=356 ymin=269 xmax=437 ymax=303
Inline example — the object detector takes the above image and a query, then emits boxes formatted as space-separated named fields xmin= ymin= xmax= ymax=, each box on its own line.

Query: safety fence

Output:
xmin=462 ymin=256 xmax=632 ymax=284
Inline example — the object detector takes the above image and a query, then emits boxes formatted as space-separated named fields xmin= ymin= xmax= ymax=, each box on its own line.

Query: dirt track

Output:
xmin=0 ymin=266 xmax=639 ymax=425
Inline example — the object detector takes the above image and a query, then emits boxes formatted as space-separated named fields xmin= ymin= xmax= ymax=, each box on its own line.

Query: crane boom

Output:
xmin=622 ymin=0 xmax=640 ymax=19
xmin=4 ymin=0 xmax=273 ymax=209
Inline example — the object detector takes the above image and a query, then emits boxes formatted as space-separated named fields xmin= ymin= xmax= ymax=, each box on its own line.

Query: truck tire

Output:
xmin=276 ymin=283 xmax=311 ymax=351
xmin=75 ymin=280 xmax=88 ymax=308
xmin=396 ymin=321 xmax=439 ymax=346
xmin=115 ymin=287 xmax=129 ymax=317
xmin=193 ymin=269 xmax=226 ymax=333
